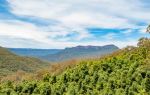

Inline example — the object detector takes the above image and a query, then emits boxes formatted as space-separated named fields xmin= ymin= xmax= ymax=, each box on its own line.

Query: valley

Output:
xmin=0 ymin=38 xmax=149 ymax=95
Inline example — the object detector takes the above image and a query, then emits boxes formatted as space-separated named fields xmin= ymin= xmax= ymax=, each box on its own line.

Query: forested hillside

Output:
xmin=0 ymin=46 xmax=49 ymax=77
xmin=0 ymin=38 xmax=150 ymax=95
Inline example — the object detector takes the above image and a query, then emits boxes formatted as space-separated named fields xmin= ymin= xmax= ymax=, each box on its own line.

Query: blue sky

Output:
xmin=0 ymin=0 xmax=150 ymax=49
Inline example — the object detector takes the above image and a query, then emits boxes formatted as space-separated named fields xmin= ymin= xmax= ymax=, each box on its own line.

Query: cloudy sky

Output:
xmin=0 ymin=0 xmax=150 ymax=49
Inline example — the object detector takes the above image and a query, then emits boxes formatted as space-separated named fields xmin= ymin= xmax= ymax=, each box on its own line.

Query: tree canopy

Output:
xmin=146 ymin=25 xmax=150 ymax=33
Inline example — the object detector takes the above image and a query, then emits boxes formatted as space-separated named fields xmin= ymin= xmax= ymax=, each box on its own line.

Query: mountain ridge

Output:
xmin=40 ymin=44 xmax=119 ymax=62
xmin=8 ymin=48 xmax=62 ymax=57
xmin=7 ymin=44 xmax=119 ymax=62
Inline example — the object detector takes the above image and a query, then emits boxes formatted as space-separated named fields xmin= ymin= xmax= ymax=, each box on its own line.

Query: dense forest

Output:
xmin=0 ymin=37 xmax=150 ymax=95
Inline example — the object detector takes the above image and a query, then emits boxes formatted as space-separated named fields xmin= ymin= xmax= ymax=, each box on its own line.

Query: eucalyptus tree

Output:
xmin=146 ymin=25 xmax=150 ymax=33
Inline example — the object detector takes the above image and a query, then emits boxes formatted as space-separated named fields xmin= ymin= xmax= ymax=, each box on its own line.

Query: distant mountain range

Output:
xmin=8 ymin=44 xmax=119 ymax=62
xmin=8 ymin=48 xmax=62 ymax=57
xmin=39 ymin=44 xmax=119 ymax=62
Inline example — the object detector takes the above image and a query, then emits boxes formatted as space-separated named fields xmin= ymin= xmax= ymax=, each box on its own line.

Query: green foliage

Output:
xmin=0 ymin=46 xmax=49 ymax=77
xmin=0 ymin=38 xmax=150 ymax=95
xmin=147 ymin=25 xmax=150 ymax=33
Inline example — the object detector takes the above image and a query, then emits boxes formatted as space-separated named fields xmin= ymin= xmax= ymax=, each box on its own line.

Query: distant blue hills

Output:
xmin=8 ymin=48 xmax=62 ymax=57
xmin=8 ymin=44 xmax=119 ymax=62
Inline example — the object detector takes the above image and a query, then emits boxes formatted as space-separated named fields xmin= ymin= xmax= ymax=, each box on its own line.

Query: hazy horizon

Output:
xmin=3 ymin=44 xmax=117 ymax=49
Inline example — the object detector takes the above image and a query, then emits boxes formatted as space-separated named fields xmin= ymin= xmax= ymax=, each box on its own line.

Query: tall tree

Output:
xmin=146 ymin=25 xmax=150 ymax=33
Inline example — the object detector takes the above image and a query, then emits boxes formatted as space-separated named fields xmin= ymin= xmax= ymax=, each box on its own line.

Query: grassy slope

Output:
xmin=0 ymin=46 xmax=49 ymax=77
xmin=0 ymin=38 xmax=150 ymax=95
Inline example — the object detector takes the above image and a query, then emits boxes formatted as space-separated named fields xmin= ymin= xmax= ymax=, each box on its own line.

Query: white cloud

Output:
xmin=7 ymin=0 xmax=144 ymax=29
xmin=102 ymin=32 xmax=118 ymax=40
xmin=0 ymin=0 xmax=149 ymax=48
xmin=7 ymin=0 xmax=150 ymax=24
xmin=138 ymin=26 xmax=148 ymax=34
xmin=0 ymin=20 xmax=139 ymax=49
xmin=0 ymin=20 xmax=49 ymax=43
xmin=122 ymin=30 xmax=133 ymax=35
xmin=0 ymin=20 xmax=93 ymax=48
xmin=7 ymin=0 xmax=68 ymax=19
